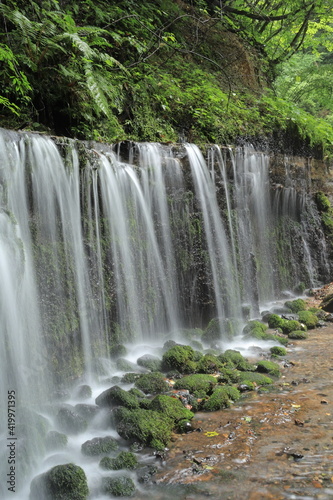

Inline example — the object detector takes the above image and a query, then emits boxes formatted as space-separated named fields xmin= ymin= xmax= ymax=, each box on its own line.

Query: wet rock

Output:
xmin=45 ymin=431 xmax=68 ymax=451
xmin=56 ymin=406 xmax=87 ymax=434
xmin=137 ymin=464 xmax=158 ymax=484
xmin=75 ymin=384 xmax=92 ymax=400
xmin=101 ymin=476 xmax=136 ymax=497
xmin=95 ymin=385 xmax=140 ymax=409
xmin=137 ymin=354 xmax=162 ymax=372
xmin=81 ymin=436 xmax=119 ymax=456
xmin=74 ymin=403 xmax=100 ymax=421
xmin=30 ymin=463 xmax=89 ymax=499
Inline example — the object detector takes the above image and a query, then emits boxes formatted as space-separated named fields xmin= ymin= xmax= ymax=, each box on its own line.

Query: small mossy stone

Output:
xmin=196 ymin=353 xmax=223 ymax=373
xmin=149 ymin=395 xmax=194 ymax=422
xmin=270 ymin=346 xmax=287 ymax=356
xmin=81 ymin=436 xmax=119 ymax=456
xmin=137 ymin=354 xmax=162 ymax=372
xmin=266 ymin=314 xmax=285 ymax=329
xmin=202 ymin=386 xmax=240 ymax=412
xmin=56 ymin=406 xmax=87 ymax=435
xmin=30 ymin=463 xmax=89 ymax=500
xmin=75 ymin=385 xmax=92 ymax=400
xmin=74 ymin=404 xmax=100 ymax=421
xmin=218 ymin=349 xmax=256 ymax=371
xmin=116 ymin=358 xmax=138 ymax=372
xmin=110 ymin=344 xmax=128 ymax=359
xmin=242 ymin=320 xmax=267 ymax=335
xmin=95 ymin=385 xmax=140 ymax=409
xmin=239 ymin=371 xmax=273 ymax=385
xmin=218 ymin=367 xmax=242 ymax=384
xmin=284 ymin=299 xmax=306 ymax=313
xmin=298 ymin=310 xmax=319 ymax=329
xmin=202 ymin=317 xmax=221 ymax=343
xmin=100 ymin=451 xmax=138 ymax=470
xmin=173 ymin=374 xmax=217 ymax=394
xmin=288 ymin=330 xmax=308 ymax=339
xmin=114 ymin=407 xmax=173 ymax=449
xmin=134 ymin=372 xmax=169 ymax=394
xmin=162 ymin=345 xmax=197 ymax=373
xmin=256 ymin=360 xmax=281 ymax=377
xmin=121 ymin=372 xmax=142 ymax=383
xmin=45 ymin=431 xmax=68 ymax=451
xmin=102 ymin=476 xmax=136 ymax=497
xmin=281 ymin=320 xmax=305 ymax=334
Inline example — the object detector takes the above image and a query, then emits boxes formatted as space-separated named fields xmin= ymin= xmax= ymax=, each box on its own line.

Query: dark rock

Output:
xmin=137 ymin=354 xmax=162 ymax=372
xmin=75 ymin=384 xmax=92 ymax=400
xmin=81 ymin=436 xmax=119 ymax=456
xmin=30 ymin=463 xmax=89 ymax=499
xmin=101 ymin=476 xmax=136 ymax=497
xmin=74 ymin=404 xmax=100 ymax=421
xmin=56 ymin=406 xmax=87 ymax=434
xmin=45 ymin=431 xmax=68 ymax=451
xmin=95 ymin=385 xmax=139 ymax=409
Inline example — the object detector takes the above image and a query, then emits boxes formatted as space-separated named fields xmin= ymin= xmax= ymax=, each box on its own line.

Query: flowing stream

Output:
xmin=0 ymin=129 xmax=330 ymax=498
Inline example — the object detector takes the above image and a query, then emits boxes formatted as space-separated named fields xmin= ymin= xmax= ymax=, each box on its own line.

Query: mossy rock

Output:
xmin=218 ymin=349 xmax=256 ymax=371
xmin=196 ymin=354 xmax=224 ymax=373
xmin=308 ymin=307 xmax=327 ymax=320
xmin=137 ymin=354 xmax=162 ymax=372
xmin=173 ymin=374 xmax=217 ymax=394
xmin=100 ymin=451 xmax=138 ymax=471
xmin=121 ymin=372 xmax=142 ymax=384
xmin=101 ymin=476 xmax=136 ymax=497
xmin=284 ymin=299 xmax=306 ymax=313
xmin=281 ymin=319 xmax=306 ymax=334
xmin=56 ymin=406 xmax=88 ymax=434
xmin=149 ymin=395 xmax=194 ymax=423
xmin=162 ymin=345 xmax=197 ymax=373
xmin=256 ymin=360 xmax=281 ymax=377
xmin=238 ymin=381 xmax=255 ymax=391
xmin=81 ymin=436 xmax=119 ymax=456
xmin=320 ymin=293 xmax=333 ymax=313
xmin=134 ymin=372 xmax=169 ymax=394
xmin=202 ymin=385 xmax=240 ymax=411
xmin=110 ymin=344 xmax=128 ymax=359
xmin=242 ymin=320 xmax=267 ymax=335
xmin=45 ymin=431 xmax=68 ymax=451
xmin=75 ymin=385 xmax=92 ymax=400
xmin=116 ymin=358 xmax=138 ymax=372
xmin=298 ymin=310 xmax=319 ymax=329
xmin=266 ymin=314 xmax=285 ymax=329
xmin=114 ymin=407 xmax=173 ymax=450
xmin=30 ymin=463 xmax=89 ymax=500
xmin=239 ymin=371 xmax=273 ymax=385
xmin=288 ymin=330 xmax=308 ymax=339
xmin=74 ymin=404 xmax=100 ymax=421
xmin=202 ymin=318 xmax=221 ymax=343
xmin=218 ymin=367 xmax=242 ymax=384
xmin=95 ymin=385 xmax=139 ymax=409
xmin=269 ymin=346 xmax=287 ymax=356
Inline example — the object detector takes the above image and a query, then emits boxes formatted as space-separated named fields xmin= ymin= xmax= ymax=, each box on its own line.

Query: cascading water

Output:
xmin=0 ymin=128 xmax=331 ymax=499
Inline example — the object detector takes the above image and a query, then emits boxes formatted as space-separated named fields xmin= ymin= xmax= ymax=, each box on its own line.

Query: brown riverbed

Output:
xmin=145 ymin=324 xmax=333 ymax=500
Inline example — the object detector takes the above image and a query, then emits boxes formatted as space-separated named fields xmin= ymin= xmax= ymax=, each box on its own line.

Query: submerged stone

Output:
xmin=56 ymin=406 xmax=87 ymax=434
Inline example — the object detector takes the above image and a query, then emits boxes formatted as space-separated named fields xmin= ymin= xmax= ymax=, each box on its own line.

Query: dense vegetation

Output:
xmin=1 ymin=0 xmax=333 ymax=154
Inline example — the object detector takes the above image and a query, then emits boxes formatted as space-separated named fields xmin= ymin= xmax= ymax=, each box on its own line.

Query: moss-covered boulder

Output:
xmin=256 ymin=360 xmax=281 ymax=377
xmin=134 ymin=372 xmax=169 ymax=394
xmin=116 ymin=358 xmax=138 ymax=372
xmin=149 ymin=395 xmax=194 ymax=425
xmin=202 ymin=317 xmax=221 ymax=343
xmin=30 ymin=463 xmax=89 ymax=500
xmin=75 ymin=385 xmax=92 ymax=400
xmin=95 ymin=386 xmax=139 ymax=409
xmin=109 ymin=344 xmax=128 ymax=359
xmin=137 ymin=354 xmax=162 ymax=372
xmin=266 ymin=314 xmax=285 ymax=329
xmin=288 ymin=330 xmax=308 ymax=339
xmin=114 ymin=407 xmax=173 ymax=450
xmin=56 ymin=406 xmax=88 ymax=434
xmin=173 ymin=374 xmax=217 ymax=394
xmin=45 ymin=431 xmax=68 ymax=451
xmin=218 ymin=349 xmax=256 ymax=371
xmin=284 ymin=299 xmax=306 ymax=313
xmin=162 ymin=345 xmax=197 ymax=373
xmin=74 ymin=404 xmax=100 ymax=421
xmin=239 ymin=371 xmax=273 ymax=385
xmin=99 ymin=451 xmax=138 ymax=471
xmin=196 ymin=354 xmax=224 ymax=373
xmin=81 ymin=436 xmax=119 ymax=456
xmin=101 ymin=476 xmax=136 ymax=497
xmin=121 ymin=372 xmax=142 ymax=383
xmin=269 ymin=346 xmax=287 ymax=356
xmin=218 ymin=367 xmax=242 ymax=384
xmin=242 ymin=320 xmax=267 ymax=335
xmin=202 ymin=385 xmax=240 ymax=411
xmin=281 ymin=320 xmax=305 ymax=334
xmin=297 ymin=310 xmax=319 ymax=329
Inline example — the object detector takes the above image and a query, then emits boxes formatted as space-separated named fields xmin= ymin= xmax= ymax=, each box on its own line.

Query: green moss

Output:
xmin=202 ymin=318 xmax=220 ymax=343
xmin=101 ymin=476 xmax=136 ymax=497
xmin=196 ymin=354 xmax=224 ymax=373
xmin=267 ymin=314 xmax=285 ymax=329
xmin=298 ymin=310 xmax=319 ymax=328
xmin=284 ymin=299 xmax=306 ymax=313
xmin=315 ymin=191 xmax=331 ymax=212
xmin=202 ymin=385 xmax=240 ymax=412
xmin=149 ymin=395 xmax=194 ymax=423
xmin=99 ymin=451 xmax=138 ymax=471
xmin=81 ymin=436 xmax=119 ymax=456
xmin=218 ymin=368 xmax=242 ymax=384
xmin=173 ymin=374 xmax=217 ymax=394
xmin=137 ymin=354 xmax=162 ymax=372
xmin=110 ymin=344 xmax=127 ymax=359
xmin=121 ymin=372 xmax=142 ymax=384
xmin=30 ymin=463 xmax=89 ymax=499
xmin=288 ymin=330 xmax=308 ymax=339
xmin=116 ymin=358 xmax=138 ymax=371
xmin=134 ymin=372 xmax=169 ymax=394
xmin=162 ymin=345 xmax=197 ymax=373
xmin=256 ymin=360 xmax=281 ymax=377
xmin=281 ymin=319 xmax=305 ymax=334
xmin=269 ymin=346 xmax=287 ymax=356
xmin=239 ymin=372 xmax=273 ymax=385
xmin=114 ymin=407 xmax=173 ymax=450
xmin=95 ymin=386 xmax=139 ymax=409
xmin=242 ymin=320 xmax=267 ymax=335
xmin=218 ymin=349 xmax=256 ymax=372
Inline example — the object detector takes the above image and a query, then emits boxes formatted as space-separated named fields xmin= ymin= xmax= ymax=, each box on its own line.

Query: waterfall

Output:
xmin=0 ymin=129 xmax=331 ymax=498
